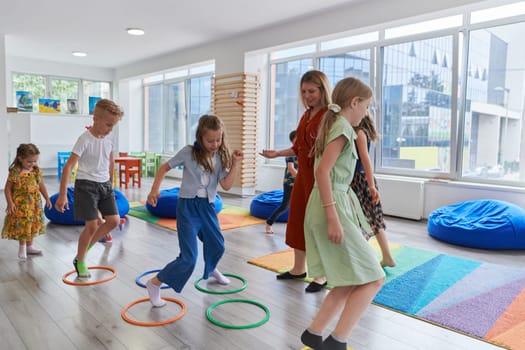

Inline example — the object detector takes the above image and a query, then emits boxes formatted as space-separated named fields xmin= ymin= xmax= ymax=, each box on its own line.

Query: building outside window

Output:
xmin=462 ymin=21 xmax=525 ymax=182
xmin=319 ymin=49 xmax=372 ymax=88
xmin=380 ymin=36 xmax=454 ymax=173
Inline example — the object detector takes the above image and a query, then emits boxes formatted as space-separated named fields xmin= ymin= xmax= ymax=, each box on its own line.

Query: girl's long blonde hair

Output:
xmin=192 ymin=114 xmax=232 ymax=173
xmin=356 ymin=113 xmax=380 ymax=142
xmin=314 ymin=77 xmax=373 ymax=158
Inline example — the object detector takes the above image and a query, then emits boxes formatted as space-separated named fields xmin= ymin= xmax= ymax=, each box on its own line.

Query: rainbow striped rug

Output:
xmin=248 ymin=242 xmax=525 ymax=349
xmin=128 ymin=201 xmax=265 ymax=231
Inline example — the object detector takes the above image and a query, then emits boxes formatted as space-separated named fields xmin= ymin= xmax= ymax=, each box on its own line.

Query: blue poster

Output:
xmin=16 ymin=91 xmax=33 ymax=112
xmin=89 ymin=96 xmax=102 ymax=114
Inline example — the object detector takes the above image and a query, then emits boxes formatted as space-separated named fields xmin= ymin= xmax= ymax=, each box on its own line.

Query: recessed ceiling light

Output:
xmin=126 ymin=28 xmax=145 ymax=36
xmin=72 ymin=51 xmax=87 ymax=57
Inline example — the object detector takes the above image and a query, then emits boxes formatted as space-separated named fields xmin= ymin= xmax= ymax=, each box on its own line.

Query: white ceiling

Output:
xmin=1 ymin=0 xmax=358 ymax=69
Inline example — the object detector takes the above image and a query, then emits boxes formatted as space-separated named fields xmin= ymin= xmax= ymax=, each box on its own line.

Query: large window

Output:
xmin=11 ymin=72 xmax=110 ymax=114
xmin=82 ymin=81 xmax=111 ymax=114
xmin=265 ymin=3 xmax=525 ymax=186
xmin=188 ymin=76 xmax=212 ymax=143
xmin=165 ymin=81 xmax=185 ymax=154
xmin=381 ymin=36 xmax=454 ymax=173
xmin=462 ymin=21 xmax=525 ymax=182
xmin=12 ymin=73 xmax=45 ymax=112
xmin=143 ymin=62 xmax=214 ymax=154
xmin=269 ymin=58 xmax=313 ymax=151
xmin=320 ymin=49 xmax=372 ymax=87
xmin=12 ymin=73 xmax=111 ymax=114
xmin=145 ymin=84 xmax=163 ymax=153
xmin=51 ymin=78 xmax=79 ymax=113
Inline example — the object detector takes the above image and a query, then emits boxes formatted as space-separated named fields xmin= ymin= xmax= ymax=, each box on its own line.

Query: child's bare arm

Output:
xmin=109 ymin=152 xmax=115 ymax=186
xmin=287 ymin=161 xmax=298 ymax=177
xmin=55 ymin=154 xmax=79 ymax=212
xmin=260 ymin=147 xmax=295 ymax=158
xmin=220 ymin=150 xmax=243 ymax=190
xmin=355 ymin=130 xmax=379 ymax=204
xmin=316 ymin=136 xmax=346 ymax=244
xmin=147 ymin=162 xmax=171 ymax=207
xmin=39 ymin=178 xmax=52 ymax=209
xmin=4 ymin=180 xmax=15 ymax=215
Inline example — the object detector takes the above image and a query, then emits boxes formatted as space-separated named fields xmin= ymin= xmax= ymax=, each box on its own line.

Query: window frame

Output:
xmin=374 ymin=28 xmax=461 ymax=180
xmin=142 ymin=61 xmax=215 ymax=155
xmin=11 ymin=71 xmax=111 ymax=115
xmin=262 ymin=3 xmax=525 ymax=187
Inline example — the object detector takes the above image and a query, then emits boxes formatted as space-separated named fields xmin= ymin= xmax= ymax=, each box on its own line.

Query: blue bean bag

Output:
xmin=428 ymin=199 xmax=525 ymax=250
xmin=145 ymin=187 xmax=223 ymax=218
xmin=249 ymin=190 xmax=289 ymax=222
xmin=45 ymin=187 xmax=130 ymax=225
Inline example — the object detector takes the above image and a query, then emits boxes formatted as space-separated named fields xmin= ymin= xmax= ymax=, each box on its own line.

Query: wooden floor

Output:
xmin=0 ymin=176 xmax=521 ymax=350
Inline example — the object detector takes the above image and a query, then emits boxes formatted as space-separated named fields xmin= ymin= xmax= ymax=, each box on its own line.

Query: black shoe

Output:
xmin=305 ymin=281 xmax=327 ymax=293
xmin=72 ymin=257 xmax=91 ymax=279
xmin=301 ymin=329 xmax=324 ymax=350
xmin=276 ymin=271 xmax=307 ymax=280
xmin=73 ymin=258 xmax=79 ymax=274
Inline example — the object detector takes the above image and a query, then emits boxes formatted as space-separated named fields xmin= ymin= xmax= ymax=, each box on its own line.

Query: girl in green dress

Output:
xmin=301 ymin=78 xmax=385 ymax=350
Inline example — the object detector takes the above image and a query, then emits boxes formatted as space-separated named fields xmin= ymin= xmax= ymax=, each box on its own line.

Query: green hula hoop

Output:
xmin=206 ymin=299 xmax=270 ymax=329
xmin=194 ymin=273 xmax=247 ymax=294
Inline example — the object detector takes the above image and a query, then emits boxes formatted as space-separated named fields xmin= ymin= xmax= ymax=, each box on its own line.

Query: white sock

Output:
xmin=211 ymin=269 xmax=230 ymax=285
xmin=26 ymin=245 xmax=42 ymax=255
xmin=146 ymin=279 xmax=166 ymax=307
xmin=18 ymin=245 xmax=27 ymax=260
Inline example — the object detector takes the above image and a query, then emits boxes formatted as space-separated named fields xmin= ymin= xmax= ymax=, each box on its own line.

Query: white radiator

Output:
xmin=375 ymin=175 xmax=425 ymax=220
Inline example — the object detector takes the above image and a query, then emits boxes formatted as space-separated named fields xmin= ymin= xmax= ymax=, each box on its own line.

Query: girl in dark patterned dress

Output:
xmin=350 ymin=114 xmax=395 ymax=267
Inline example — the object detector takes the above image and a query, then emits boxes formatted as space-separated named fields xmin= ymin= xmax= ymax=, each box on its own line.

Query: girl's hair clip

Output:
xmin=193 ymin=141 xmax=201 ymax=151
xmin=328 ymin=103 xmax=341 ymax=113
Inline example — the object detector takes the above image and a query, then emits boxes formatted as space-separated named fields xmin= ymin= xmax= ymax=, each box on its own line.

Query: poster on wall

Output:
xmin=38 ymin=98 xmax=61 ymax=113
xmin=67 ymin=99 xmax=78 ymax=114
xmin=16 ymin=91 xmax=33 ymax=112
xmin=89 ymin=96 xmax=102 ymax=114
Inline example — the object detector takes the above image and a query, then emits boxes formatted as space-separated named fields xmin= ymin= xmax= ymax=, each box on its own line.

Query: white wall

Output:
xmin=7 ymin=114 xmax=92 ymax=171
xmin=0 ymin=113 xmax=6 ymax=189
xmin=117 ymin=79 xmax=143 ymax=153
xmin=424 ymin=180 xmax=525 ymax=217
xmin=0 ymin=35 xmax=8 ymax=189
xmin=6 ymin=55 xmax=115 ymax=79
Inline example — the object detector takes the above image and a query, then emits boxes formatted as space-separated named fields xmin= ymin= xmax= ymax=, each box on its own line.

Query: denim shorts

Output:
xmin=73 ymin=179 xmax=118 ymax=221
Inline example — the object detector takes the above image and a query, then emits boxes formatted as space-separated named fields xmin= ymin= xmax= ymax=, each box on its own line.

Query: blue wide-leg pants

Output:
xmin=157 ymin=197 xmax=225 ymax=292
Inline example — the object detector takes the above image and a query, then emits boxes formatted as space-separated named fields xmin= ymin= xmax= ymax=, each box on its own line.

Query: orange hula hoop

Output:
xmin=121 ymin=297 xmax=187 ymax=327
xmin=62 ymin=266 xmax=117 ymax=286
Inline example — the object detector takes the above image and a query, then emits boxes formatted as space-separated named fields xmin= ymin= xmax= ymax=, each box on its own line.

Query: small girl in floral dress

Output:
xmin=2 ymin=143 xmax=52 ymax=259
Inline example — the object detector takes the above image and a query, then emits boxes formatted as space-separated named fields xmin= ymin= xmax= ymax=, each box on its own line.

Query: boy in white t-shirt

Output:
xmin=55 ymin=99 xmax=124 ymax=279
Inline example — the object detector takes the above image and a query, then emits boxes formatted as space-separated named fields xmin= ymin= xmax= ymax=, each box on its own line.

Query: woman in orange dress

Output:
xmin=260 ymin=70 xmax=331 ymax=293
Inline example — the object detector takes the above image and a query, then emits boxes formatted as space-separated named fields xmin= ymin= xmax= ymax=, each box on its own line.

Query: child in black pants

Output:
xmin=265 ymin=130 xmax=298 ymax=234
